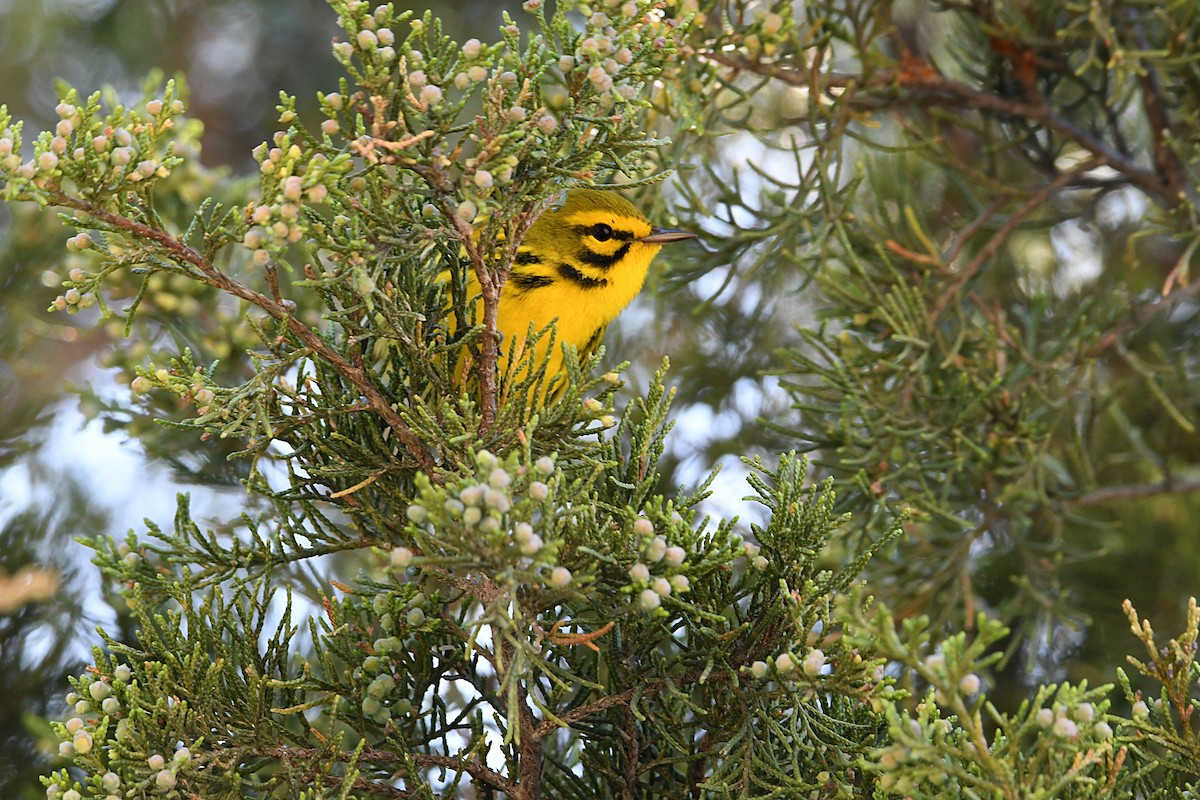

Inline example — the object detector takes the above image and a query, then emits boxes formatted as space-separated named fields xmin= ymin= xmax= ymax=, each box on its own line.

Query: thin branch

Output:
xmin=929 ymin=157 xmax=1103 ymax=320
xmin=322 ymin=775 xmax=412 ymax=799
xmin=1087 ymin=278 xmax=1200 ymax=359
xmin=943 ymin=196 xmax=1009 ymax=266
xmin=52 ymin=191 xmax=439 ymax=475
xmin=366 ymin=749 xmax=520 ymax=795
xmin=697 ymin=52 xmax=1173 ymax=204
xmin=532 ymin=684 xmax=643 ymax=740
xmin=438 ymin=609 xmax=500 ymax=672
xmin=1127 ymin=17 xmax=1188 ymax=204
xmin=1062 ymin=478 xmax=1200 ymax=510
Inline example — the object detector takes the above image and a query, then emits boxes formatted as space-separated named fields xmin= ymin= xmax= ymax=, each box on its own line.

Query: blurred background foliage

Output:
xmin=3 ymin=0 xmax=1200 ymax=796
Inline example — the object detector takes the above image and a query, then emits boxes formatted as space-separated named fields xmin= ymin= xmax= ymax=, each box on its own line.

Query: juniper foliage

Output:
xmin=3 ymin=1 xmax=1200 ymax=799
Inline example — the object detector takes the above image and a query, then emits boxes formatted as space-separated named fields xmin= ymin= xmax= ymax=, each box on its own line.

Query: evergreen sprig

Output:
xmin=6 ymin=1 xmax=1200 ymax=798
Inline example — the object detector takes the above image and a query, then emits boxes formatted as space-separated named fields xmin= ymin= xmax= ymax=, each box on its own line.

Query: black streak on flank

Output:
xmin=556 ymin=262 xmax=608 ymax=290
xmin=510 ymin=272 xmax=555 ymax=292
xmin=514 ymin=250 xmax=541 ymax=265
xmin=577 ymin=241 xmax=632 ymax=270
xmin=583 ymin=325 xmax=605 ymax=356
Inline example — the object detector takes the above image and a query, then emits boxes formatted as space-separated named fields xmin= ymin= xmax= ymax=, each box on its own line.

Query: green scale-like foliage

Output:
xmin=6 ymin=0 xmax=1200 ymax=798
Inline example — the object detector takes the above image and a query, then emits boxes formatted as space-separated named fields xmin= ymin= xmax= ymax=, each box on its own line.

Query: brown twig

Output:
xmin=532 ymin=684 xmax=647 ymax=740
xmin=944 ymin=196 xmax=1009 ymax=266
xmin=490 ymin=626 xmax=544 ymax=799
xmin=1062 ymin=477 xmax=1200 ymax=509
xmin=1087 ymin=278 xmax=1200 ymax=359
xmin=929 ymin=158 xmax=1103 ymax=320
xmin=54 ymin=191 xmax=438 ymax=475
xmin=697 ymin=51 xmax=1172 ymax=204
xmin=540 ymin=619 xmax=615 ymax=652
xmin=321 ymin=775 xmax=412 ymax=799
xmin=1127 ymin=18 xmax=1187 ymax=204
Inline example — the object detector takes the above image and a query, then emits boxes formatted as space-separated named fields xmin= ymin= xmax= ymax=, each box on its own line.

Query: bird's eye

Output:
xmin=590 ymin=223 xmax=614 ymax=241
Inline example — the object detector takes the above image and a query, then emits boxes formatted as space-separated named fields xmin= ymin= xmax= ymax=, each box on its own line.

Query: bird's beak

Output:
xmin=641 ymin=227 xmax=698 ymax=244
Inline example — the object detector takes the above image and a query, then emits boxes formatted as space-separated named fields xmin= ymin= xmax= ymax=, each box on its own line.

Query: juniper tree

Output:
xmin=2 ymin=1 xmax=1200 ymax=799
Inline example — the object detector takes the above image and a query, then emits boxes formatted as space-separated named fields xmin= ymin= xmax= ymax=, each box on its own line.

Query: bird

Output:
xmin=453 ymin=188 xmax=696 ymax=406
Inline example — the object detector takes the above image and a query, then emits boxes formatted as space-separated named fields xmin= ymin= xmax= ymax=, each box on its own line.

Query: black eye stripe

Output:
xmin=571 ymin=224 xmax=635 ymax=242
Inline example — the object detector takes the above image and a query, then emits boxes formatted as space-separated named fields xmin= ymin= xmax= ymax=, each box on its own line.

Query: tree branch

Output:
xmin=53 ymin=191 xmax=439 ymax=475
xmin=698 ymin=51 xmax=1174 ymax=204
xmin=1126 ymin=17 xmax=1189 ymax=205
xmin=929 ymin=157 xmax=1103 ymax=320
xmin=1062 ymin=478 xmax=1200 ymax=510
xmin=531 ymin=684 xmax=645 ymax=740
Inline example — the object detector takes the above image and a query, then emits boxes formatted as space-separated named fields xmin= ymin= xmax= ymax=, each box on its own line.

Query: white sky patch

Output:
xmin=1050 ymin=218 xmax=1103 ymax=292
xmin=1095 ymin=186 xmax=1148 ymax=230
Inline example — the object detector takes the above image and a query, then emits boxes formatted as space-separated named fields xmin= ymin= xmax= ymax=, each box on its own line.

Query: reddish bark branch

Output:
xmin=53 ymin=191 xmax=438 ymax=475
xmin=698 ymin=51 xmax=1173 ymax=204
